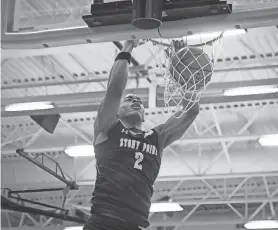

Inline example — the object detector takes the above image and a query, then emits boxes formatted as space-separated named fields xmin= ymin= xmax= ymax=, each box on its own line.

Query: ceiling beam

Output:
xmin=0 ymin=133 xmax=266 ymax=154
xmin=2 ymin=147 xmax=278 ymax=186
xmin=2 ymin=91 xmax=278 ymax=117
xmin=3 ymin=0 xmax=21 ymax=32
xmin=215 ymin=64 xmax=278 ymax=73
xmin=2 ymin=78 xmax=278 ymax=104
xmin=1 ymin=208 xmax=277 ymax=229
xmin=2 ymin=70 xmax=278 ymax=90
xmin=157 ymin=171 xmax=278 ymax=182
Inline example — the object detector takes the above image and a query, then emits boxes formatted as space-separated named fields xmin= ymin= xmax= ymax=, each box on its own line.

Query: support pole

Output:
xmin=132 ymin=0 xmax=163 ymax=29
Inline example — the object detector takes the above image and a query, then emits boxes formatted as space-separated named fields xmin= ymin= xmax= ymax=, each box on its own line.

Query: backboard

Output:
xmin=1 ymin=0 xmax=278 ymax=49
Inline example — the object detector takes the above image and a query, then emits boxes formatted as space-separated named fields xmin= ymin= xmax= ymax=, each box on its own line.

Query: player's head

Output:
xmin=118 ymin=94 xmax=145 ymax=123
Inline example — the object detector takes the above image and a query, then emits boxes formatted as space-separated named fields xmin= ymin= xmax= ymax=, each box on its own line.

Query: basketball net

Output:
xmin=140 ymin=32 xmax=224 ymax=118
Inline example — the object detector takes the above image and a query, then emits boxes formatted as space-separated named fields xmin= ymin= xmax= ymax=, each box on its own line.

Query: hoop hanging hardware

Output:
xmin=132 ymin=0 xmax=163 ymax=30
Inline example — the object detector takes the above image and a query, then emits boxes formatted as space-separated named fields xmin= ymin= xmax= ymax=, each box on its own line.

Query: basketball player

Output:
xmin=83 ymin=40 xmax=200 ymax=230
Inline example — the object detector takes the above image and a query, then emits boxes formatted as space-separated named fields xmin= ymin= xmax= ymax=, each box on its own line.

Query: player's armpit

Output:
xmin=153 ymin=102 xmax=199 ymax=150
xmin=94 ymin=60 xmax=129 ymax=144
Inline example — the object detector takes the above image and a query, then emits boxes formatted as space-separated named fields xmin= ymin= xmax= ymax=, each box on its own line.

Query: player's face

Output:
xmin=118 ymin=94 xmax=145 ymax=122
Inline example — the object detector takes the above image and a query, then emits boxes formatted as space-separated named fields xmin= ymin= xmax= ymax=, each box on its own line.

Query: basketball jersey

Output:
xmin=91 ymin=121 xmax=162 ymax=227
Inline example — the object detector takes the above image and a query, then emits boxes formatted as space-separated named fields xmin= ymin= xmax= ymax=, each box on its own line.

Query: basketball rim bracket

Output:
xmin=83 ymin=0 xmax=232 ymax=29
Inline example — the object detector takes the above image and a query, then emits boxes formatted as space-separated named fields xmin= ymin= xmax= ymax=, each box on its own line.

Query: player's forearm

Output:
xmin=107 ymin=60 xmax=129 ymax=93
xmin=156 ymin=103 xmax=199 ymax=149
xmin=181 ymin=92 xmax=200 ymax=114
xmin=182 ymin=99 xmax=200 ymax=115
xmin=107 ymin=41 xmax=136 ymax=91
xmin=171 ymin=97 xmax=199 ymax=118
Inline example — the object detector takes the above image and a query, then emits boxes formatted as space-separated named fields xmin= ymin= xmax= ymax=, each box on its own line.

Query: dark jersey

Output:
xmin=91 ymin=121 xmax=162 ymax=227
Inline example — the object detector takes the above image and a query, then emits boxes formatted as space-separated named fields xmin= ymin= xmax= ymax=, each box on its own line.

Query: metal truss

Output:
xmin=160 ymin=104 xmax=273 ymax=176
xmin=150 ymin=172 xmax=278 ymax=228
xmin=15 ymin=149 xmax=78 ymax=190
xmin=2 ymin=101 xmax=278 ymax=180
xmin=1 ymin=117 xmax=94 ymax=152
xmin=2 ymin=57 xmax=278 ymax=90
xmin=1 ymin=152 xmax=96 ymax=229
xmin=1 ymin=210 xmax=49 ymax=228
xmin=1 ymin=171 xmax=277 ymax=229
xmin=1 ymin=148 xmax=80 ymax=229
xmin=2 ymin=90 xmax=277 ymax=119
xmin=1 ymin=209 xmax=80 ymax=229
xmin=199 ymin=105 xmax=264 ymax=175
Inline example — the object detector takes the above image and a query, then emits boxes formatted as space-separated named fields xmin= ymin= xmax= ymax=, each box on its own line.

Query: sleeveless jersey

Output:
xmin=91 ymin=121 xmax=162 ymax=227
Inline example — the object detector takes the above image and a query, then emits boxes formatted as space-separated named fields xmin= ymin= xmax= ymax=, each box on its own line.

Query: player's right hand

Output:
xmin=131 ymin=39 xmax=140 ymax=48
xmin=123 ymin=39 xmax=140 ymax=52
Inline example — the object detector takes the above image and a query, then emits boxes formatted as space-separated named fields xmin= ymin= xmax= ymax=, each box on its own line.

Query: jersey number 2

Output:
xmin=134 ymin=152 xmax=144 ymax=170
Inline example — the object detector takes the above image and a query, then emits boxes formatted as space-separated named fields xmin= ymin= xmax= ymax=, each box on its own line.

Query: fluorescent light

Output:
xmin=64 ymin=227 xmax=83 ymax=230
xmin=259 ymin=134 xmax=278 ymax=147
xmin=5 ymin=101 xmax=54 ymax=111
xmin=224 ymin=86 xmax=278 ymax=96
xmin=71 ymin=204 xmax=90 ymax=211
xmin=223 ymin=29 xmax=246 ymax=36
xmin=244 ymin=220 xmax=278 ymax=229
xmin=65 ymin=145 xmax=95 ymax=157
xmin=186 ymin=32 xmax=222 ymax=40
xmin=6 ymin=25 xmax=88 ymax=35
xmin=186 ymin=29 xmax=246 ymax=40
xmin=150 ymin=202 xmax=183 ymax=213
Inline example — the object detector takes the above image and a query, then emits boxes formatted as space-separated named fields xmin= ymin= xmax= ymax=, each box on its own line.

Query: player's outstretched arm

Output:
xmin=94 ymin=40 xmax=137 ymax=145
xmin=153 ymin=99 xmax=200 ymax=150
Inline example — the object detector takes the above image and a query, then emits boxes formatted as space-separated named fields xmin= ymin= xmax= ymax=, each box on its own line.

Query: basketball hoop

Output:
xmin=139 ymin=32 xmax=224 ymax=118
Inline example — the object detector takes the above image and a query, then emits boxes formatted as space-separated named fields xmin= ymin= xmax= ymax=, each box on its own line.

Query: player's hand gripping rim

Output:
xmin=122 ymin=39 xmax=140 ymax=53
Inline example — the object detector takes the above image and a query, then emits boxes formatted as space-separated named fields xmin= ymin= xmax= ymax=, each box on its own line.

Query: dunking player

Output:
xmin=83 ymin=40 xmax=199 ymax=230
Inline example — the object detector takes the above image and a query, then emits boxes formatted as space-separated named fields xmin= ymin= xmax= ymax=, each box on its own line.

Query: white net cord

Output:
xmin=140 ymin=33 xmax=224 ymax=118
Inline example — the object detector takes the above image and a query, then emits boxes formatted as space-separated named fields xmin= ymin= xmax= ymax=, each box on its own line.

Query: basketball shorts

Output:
xmin=83 ymin=213 xmax=142 ymax=230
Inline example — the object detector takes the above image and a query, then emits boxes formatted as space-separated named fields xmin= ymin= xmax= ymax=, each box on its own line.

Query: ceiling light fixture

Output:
xmin=72 ymin=202 xmax=183 ymax=215
xmin=7 ymin=25 xmax=88 ymax=35
xmin=244 ymin=220 xmax=278 ymax=229
xmin=259 ymin=134 xmax=278 ymax=147
xmin=223 ymin=29 xmax=247 ymax=36
xmin=64 ymin=145 xmax=95 ymax=157
xmin=186 ymin=29 xmax=246 ymax=40
xmin=64 ymin=227 xmax=83 ymax=230
xmin=5 ymin=101 xmax=54 ymax=111
xmin=150 ymin=202 xmax=183 ymax=213
xmin=224 ymin=86 xmax=278 ymax=96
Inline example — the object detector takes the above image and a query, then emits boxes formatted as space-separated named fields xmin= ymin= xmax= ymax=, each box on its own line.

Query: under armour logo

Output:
xmin=144 ymin=130 xmax=153 ymax=138
xmin=121 ymin=129 xmax=129 ymax=134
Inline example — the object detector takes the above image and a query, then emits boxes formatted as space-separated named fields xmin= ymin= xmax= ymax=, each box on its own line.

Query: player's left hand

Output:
xmin=172 ymin=40 xmax=186 ymax=52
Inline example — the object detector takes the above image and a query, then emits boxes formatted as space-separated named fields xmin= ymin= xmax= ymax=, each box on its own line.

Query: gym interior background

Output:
xmin=1 ymin=0 xmax=278 ymax=230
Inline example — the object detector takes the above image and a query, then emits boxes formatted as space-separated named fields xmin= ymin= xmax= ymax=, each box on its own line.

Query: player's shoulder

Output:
xmin=143 ymin=128 xmax=160 ymax=148
xmin=151 ymin=124 xmax=163 ymax=136
xmin=148 ymin=125 xmax=165 ymax=154
xmin=94 ymin=120 xmax=122 ymax=145
xmin=143 ymin=129 xmax=155 ymax=138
